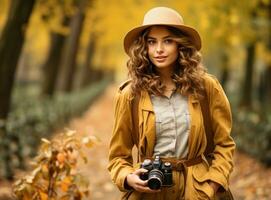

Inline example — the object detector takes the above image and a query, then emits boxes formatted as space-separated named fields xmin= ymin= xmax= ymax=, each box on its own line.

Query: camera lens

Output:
xmin=148 ymin=169 xmax=164 ymax=190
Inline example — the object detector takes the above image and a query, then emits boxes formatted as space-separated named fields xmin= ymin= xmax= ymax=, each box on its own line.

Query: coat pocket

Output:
xmin=192 ymin=161 xmax=215 ymax=199
xmin=193 ymin=180 xmax=215 ymax=200
xmin=120 ymin=191 xmax=142 ymax=200
xmin=120 ymin=191 xmax=133 ymax=200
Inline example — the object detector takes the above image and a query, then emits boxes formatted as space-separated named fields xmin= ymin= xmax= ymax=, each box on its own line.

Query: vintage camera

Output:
xmin=140 ymin=155 xmax=173 ymax=190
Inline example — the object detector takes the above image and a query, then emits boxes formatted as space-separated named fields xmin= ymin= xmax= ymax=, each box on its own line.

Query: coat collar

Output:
xmin=140 ymin=90 xmax=154 ymax=112
xmin=189 ymin=93 xmax=200 ymax=104
xmin=140 ymin=89 xmax=199 ymax=111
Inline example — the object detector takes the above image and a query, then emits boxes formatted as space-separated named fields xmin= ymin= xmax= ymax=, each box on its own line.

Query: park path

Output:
xmin=65 ymin=84 xmax=121 ymax=199
xmin=0 ymin=84 xmax=270 ymax=199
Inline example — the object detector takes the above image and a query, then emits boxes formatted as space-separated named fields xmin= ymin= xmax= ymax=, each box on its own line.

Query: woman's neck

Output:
xmin=156 ymin=66 xmax=175 ymax=88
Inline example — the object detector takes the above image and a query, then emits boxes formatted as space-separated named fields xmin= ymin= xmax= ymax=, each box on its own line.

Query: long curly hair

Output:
xmin=127 ymin=25 xmax=206 ymax=97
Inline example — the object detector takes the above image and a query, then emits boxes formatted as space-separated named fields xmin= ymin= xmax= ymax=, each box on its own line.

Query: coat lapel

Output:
xmin=140 ymin=90 xmax=153 ymax=112
xmin=138 ymin=90 xmax=155 ymax=157
xmin=187 ymin=94 xmax=207 ymax=159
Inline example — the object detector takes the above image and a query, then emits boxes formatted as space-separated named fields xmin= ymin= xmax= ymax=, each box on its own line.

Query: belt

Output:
xmin=142 ymin=156 xmax=203 ymax=171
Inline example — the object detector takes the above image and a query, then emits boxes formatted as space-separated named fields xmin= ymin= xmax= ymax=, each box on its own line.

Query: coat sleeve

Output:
xmin=205 ymin=75 xmax=236 ymax=191
xmin=107 ymin=87 xmax=135 ymax=191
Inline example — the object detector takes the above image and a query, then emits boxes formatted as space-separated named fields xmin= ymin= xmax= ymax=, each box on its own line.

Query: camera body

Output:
xmin=140 ymin=155 xmax=173 ymax=190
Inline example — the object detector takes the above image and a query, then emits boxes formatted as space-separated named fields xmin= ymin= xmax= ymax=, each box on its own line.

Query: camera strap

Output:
xmin=132 ymin=91 xmax=140 ymax=164
xmin=142 ymin=156 xmax=203 ymax=172
xmin=199 ymin=86 xmax=215 ymax=164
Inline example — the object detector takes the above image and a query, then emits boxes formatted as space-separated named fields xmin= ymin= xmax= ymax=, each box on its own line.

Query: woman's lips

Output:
xmin=155 ymin=56 xmax=167 ymax=62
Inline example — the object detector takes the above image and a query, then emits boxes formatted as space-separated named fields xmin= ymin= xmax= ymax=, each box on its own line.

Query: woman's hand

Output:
xmin=126 ymin=168 xmax=161 ymax=193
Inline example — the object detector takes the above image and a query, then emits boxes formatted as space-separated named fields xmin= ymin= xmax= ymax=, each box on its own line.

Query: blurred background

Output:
xmin=0 ymin=0 xmax=270 ymax=199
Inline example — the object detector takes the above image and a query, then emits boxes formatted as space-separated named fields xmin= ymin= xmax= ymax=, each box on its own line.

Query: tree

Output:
xmin=240 ymin=42 xmax=256 ymax=107
xmin=58 ymin=0 xmax=86 ymax=92
xmin=0 ymin=0 xmax=36 ymax=179
xmin=41 ymin=15 xmax=71 ymax=96
xmin=257 ymin=0 xmax=271 ymax=113
xmin=78 ymin=33 xmax=97 ymax=88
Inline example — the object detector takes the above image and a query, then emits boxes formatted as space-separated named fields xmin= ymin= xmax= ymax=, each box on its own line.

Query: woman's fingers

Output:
xmin=133 ymin=168 xmax=148 ymax=175
xmin=126 ymin=169 xmax=161 ymax=193
xmin=135 ymin=178 xmax=148 ymax=186
xmin=134 ymin=183 xmax=161 ymax=193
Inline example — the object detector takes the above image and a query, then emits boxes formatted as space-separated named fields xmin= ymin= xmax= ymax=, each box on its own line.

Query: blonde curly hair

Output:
xmin=127 ymin=25 xmax=206 ymax=97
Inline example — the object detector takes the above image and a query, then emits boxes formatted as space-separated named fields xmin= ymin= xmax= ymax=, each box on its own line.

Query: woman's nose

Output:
xmin=156 ymin=42 xmax=164 ymax=54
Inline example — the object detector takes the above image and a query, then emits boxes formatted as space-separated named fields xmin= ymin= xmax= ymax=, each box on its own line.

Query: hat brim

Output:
xmin=124 ymin=24 xmax=201 ymax=54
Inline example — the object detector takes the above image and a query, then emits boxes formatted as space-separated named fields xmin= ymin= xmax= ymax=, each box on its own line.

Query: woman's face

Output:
xmin=146 ymin=26 xmax=179 ymax=70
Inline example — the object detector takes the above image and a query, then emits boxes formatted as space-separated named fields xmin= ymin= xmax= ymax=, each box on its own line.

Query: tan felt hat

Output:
xmin=123 ymin=7 xmax=202 ymax=54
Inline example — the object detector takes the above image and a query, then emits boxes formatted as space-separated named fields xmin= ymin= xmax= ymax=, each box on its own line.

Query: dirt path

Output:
xmin=0 ymin=84 xmax=271 ymax=199
xmin=230 ymin=151 xmax=271 ymax=200
xmin=66 ymin=84 xmax=121 ymax=199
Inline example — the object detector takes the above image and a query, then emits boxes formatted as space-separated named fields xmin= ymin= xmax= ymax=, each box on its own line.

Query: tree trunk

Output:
xmin=220 ymin=52 xmax=230 ymax=89
xmin=240 ymin=42 xmax=256 ymax=108
xmin=259 ymin=65 xmax=271 ymax=113
xmin=0 ymin=0 xmax=36 ymax=179
xmin=0 ymin=0 xmax=35 ymax=118
xmin=265 ymin=3 xmax=271 ymax=112
xmin=41 ymin=16 xmax=71 ymax=96
xmin=58 ymin=3 xmax=85 ymax=92
xmin=78 ymin=35 xmax=96 ymax=88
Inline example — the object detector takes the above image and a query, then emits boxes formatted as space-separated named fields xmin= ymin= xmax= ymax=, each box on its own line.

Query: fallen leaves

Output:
xmin=230 ymin=151 xmax=271 ymax=200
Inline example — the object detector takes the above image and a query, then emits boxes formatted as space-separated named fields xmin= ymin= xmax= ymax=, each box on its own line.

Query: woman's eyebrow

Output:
xmin=147 ymin=35 xmax=173 ymax=39
xmin=163 ymin=35 xmax=174 ymax=39
xmin=147 ymin=36 xmax=156 ymax=39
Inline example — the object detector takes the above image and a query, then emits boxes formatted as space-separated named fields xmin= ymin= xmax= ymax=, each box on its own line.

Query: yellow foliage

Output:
xmin=56 ymin=152 xmax=67 ymax=164
xmin=82 ymin=135 xmax=100 ymax=148
xmin=13 ymin=129 xmax=96 ymax=199
xmin=258 ymin=43 xmax=271 ymax=65
xmin=39 ymin=190 xmax=48 ymax=200
xmin=0 ymin=0 xmax=9 ymax=29
xmin=2 ymin=0 xmax=267 ymax=80
xmin=60 ymin=177 xmax=72 ymax=192
xmin=24 ymin=7 xmax=50 ymax=67
xmin=228 ymin=34 xmax=241 ymax=47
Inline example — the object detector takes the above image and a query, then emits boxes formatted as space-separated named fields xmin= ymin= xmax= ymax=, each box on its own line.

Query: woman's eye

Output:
xmin=147 ymin=40 xmax=155 ymax=45
xmin=164 ymin=39 xmax=173 ymax=44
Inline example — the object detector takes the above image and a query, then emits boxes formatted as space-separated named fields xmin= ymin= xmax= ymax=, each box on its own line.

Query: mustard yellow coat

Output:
xmin=108 ymin=74 xmax=235 ymax=200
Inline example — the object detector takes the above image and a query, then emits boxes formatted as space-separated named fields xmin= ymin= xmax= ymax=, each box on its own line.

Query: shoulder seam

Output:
xmin=118 ymin=79 xmax=132 ymax=91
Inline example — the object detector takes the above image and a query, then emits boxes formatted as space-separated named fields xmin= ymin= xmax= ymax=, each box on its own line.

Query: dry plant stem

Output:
xmin=48 ymin=176 xmax=55 ymax=198
xmin=12 ymin=130 xmax=96 ymax=199
xmin=48 ymin=158 xmax=58 ymax=198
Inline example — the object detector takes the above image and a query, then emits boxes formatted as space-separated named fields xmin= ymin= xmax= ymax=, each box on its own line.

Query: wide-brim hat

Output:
xmin=123 ymin=7 xmax=202 ymax=54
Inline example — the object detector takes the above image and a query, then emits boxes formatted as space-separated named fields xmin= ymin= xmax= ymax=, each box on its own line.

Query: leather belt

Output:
xmin=142 ymin=156 xmax=203 ymax=171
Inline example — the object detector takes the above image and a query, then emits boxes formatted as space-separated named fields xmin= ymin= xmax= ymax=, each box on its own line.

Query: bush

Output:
xmin=233 ymin=109 xmax=271 ymax=165
xmin=0 ymin=78 xmax=110 ymax=173
xmin=13 ymin=130 xmax=98 ymax=199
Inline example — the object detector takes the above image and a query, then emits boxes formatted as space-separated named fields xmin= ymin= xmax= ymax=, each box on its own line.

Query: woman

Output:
xmin=108 ymin=7 xmax=235 ymax=200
